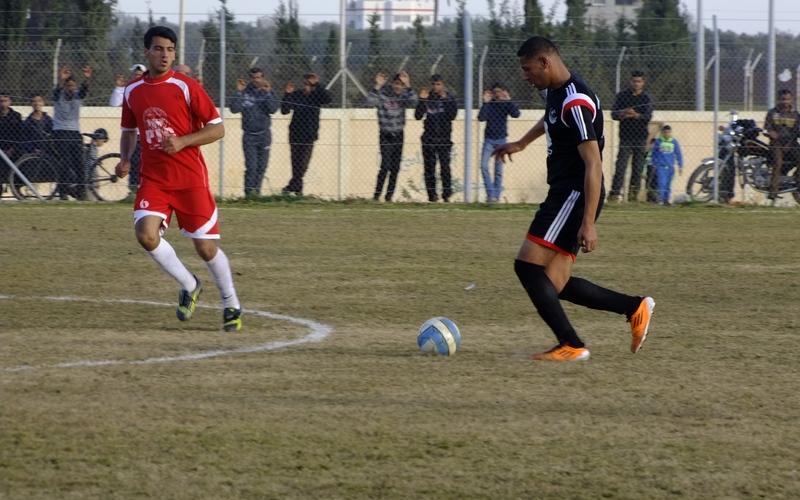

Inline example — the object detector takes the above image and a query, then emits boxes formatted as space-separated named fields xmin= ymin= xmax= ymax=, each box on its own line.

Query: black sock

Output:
xmin=559 ymin=276 xmax=641 ymax=318
xmin=514 ymin=259 xmax=584 ymax=348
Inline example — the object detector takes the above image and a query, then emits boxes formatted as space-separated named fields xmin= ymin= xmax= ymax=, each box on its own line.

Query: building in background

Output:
xmin=346 ymin=0 xmax=435 ymax=30
xmin=586 ymin=0 xmax=643 ymax=28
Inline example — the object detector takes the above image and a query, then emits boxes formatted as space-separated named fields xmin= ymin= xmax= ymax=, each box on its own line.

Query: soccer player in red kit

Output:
xmin=115 ymin=26 xmax=242 ymax=332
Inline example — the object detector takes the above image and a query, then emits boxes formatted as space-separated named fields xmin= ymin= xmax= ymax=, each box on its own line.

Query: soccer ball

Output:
xmin=417 ymin=317 xmax=462 ymax=356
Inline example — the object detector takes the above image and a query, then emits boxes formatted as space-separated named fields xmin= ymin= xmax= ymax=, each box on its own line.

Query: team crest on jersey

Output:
xmin=142 ymin=107 xmax=177 ymax=150
xmin=548 ymin=107 xmax=557 ymax=124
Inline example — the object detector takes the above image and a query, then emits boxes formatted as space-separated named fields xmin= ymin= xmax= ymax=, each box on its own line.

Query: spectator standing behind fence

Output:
xmin=110 ymin=65 xmax=145 ymax=201
xmin=478 ymin=82 xmax=520 ymax=202
xmin=229 ymin=67 xmax=279 ymax=198
xmin=415 ymin=74 xmax=458 ymax=202
xmin=0 ymin=92 xmax=24 ymax=162
xmin=650 ymin=124 xmax=683 ymax=205
xmin=24 ymin=95 xmax=53 ymax=154
xmin=764 ymin=88 xmax=800 ymax=202
xmin=365 ymin=70 xmax=418 ymax=202
xmin=609 ymin=70 xmax=653 ymax=202
xmin=280 ymin=72 xmax=332 ymax=196
xmin=52 ymin=65 xmax=91 ymax=200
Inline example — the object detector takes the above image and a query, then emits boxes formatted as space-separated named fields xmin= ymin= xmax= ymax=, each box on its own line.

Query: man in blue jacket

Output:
xmin=478 ymin=82 xmax=520 ymax=202
xmin=415 ymin=74 xmax=458 ymax=202
xmin=229 ymin=67 xmax=279 ymax=198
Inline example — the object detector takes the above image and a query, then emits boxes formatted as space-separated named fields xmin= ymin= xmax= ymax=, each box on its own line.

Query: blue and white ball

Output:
xmin=417 ymin=317 xmax=462 ymax=356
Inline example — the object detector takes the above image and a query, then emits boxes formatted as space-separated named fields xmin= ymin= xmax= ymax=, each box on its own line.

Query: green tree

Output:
xmin=322 ymin=26 xmax=339 ymax=81
xmin=365 ymin=12 xmax=383 ymax=76
xmin=633 ymin=0 xmax=693 ymax=109
xmin=563 ymin=0 xmax=588 ymax=41
xmin=273 ymin=0 xmax=307 ymax=87
xmin=522 ymin=0 xmax=543 ymax=36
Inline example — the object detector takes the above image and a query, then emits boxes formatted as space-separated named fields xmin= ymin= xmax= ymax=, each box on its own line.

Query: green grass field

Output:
xmin=1 ymin=202 xmax=799 ymax=499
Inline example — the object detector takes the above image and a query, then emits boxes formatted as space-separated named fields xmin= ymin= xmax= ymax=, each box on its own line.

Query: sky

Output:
xmin=115 ymin=0 xmax=799 ymax=35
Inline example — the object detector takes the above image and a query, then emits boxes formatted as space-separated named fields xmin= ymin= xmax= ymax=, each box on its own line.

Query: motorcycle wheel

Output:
xmin=686 ymin=162 xmax=716 ymax=203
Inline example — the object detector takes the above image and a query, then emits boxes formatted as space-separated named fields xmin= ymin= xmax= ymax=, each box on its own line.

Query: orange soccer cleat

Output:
xmin=629 ymin=296 xmax=655 ymax=353
xmin=531 ymin=344 xmax=590 ymax=362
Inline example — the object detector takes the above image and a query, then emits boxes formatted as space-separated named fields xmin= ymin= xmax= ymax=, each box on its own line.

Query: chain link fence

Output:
xmin=2 ymin=13 xmax=798 ymax=204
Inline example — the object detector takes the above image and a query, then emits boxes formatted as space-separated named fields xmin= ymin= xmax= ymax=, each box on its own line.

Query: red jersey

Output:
xmin=121 ymin=70 xmax=222 ymax=189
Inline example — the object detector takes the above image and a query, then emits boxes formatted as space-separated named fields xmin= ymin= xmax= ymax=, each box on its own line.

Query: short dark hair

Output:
xmin=631 ymin=70 xmax=645 ymax=78
xmin=0 ymin=91 xmax=10 ymax=98
xmin=249 ymin=67 xmax=263 ymax=76
xmin=491 ymin=81 xmax=507 ymax=91
xmin=778 ymin=88 xmax=793 ymax=97
xmin=144 ymin=26 xmax=178 ymax=49
xmin=392 ymin=73 xmax=404 ymax=83
xmin=661 ymin=124 xmax=672 ymax=131
xmin=430 ymin=74 xmax=444 ymax=83
xmin=516 ymin=36 xmax=560 ymax=59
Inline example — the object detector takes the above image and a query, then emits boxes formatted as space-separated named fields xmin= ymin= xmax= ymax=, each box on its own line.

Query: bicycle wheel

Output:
xmin=686 ymin=162 xmax=716 ymax=203
xmin=88 ymin=153 xmax=128 ymax=201
xmin=9 ymin=154 xmax=59 ymax=200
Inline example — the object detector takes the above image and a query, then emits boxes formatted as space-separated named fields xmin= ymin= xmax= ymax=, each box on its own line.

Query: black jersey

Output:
xmin=542 ymin=74 xmax=604 ymax=188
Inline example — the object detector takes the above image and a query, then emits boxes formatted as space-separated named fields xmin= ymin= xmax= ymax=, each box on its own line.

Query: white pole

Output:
xmin=53 ymin=38 xmax=62 ymax=88
xmin=615 ymin=46 xmax=627 ymax=94
xmin=767 ymin=0 xmax=775 ymax=109
xmin=713 ymin=15 xmax=719 ymax=204
xmin=695 ymin=0 xmax=704 ymax=110
xmin=179 ymin=0 xmax=185 ymax=64
xmin=218 ymin=7 xmax=226 ymax=197
xmin=743 ymin=49 xmax=752 ymax=111
xmin=338 ymin=0 xmax=347 ymax=200
xmin=463 ymin=11 xmax=473 ymax=203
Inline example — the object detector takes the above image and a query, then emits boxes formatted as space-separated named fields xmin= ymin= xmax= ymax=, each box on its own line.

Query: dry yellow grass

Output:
xmin=1 ymin=202 xmax=799 ymax=499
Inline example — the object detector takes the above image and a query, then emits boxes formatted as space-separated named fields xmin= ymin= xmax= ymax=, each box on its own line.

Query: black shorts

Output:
xmin=527 ymin=187 xmax=604 ymax=260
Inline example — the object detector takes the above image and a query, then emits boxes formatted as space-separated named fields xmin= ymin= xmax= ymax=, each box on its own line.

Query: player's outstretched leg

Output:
xmin=628 ymin=296 xmax=655 ymax=353
xmin=558 ymin=277 xmax=654 ymax=353
xmin=176 ymin=274 xmax=203 ymax=321
xmin=514 ymin=259 xmax=590 ymax=361
xmin=203 ymin=247 xmax=242 ymax=332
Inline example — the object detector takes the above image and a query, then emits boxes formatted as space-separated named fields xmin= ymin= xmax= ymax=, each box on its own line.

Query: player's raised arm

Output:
xmin=493 ymin=117 xmax=545 ymax=163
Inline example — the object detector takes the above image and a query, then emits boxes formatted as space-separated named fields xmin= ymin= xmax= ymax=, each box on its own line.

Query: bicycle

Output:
xmin=8 ymin=131 xmax=127 ymax=201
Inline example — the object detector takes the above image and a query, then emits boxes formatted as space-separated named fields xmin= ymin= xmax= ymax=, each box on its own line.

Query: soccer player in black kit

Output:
xmin=494 ymin=36 xmax=655 ymax=361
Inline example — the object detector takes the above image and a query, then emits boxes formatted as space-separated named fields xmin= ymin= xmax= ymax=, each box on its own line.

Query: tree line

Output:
xmin=1 ymin=0 xmax=798 ymax=110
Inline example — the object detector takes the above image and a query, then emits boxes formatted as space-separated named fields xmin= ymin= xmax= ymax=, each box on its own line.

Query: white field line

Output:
xmin=0 ymin=295 xmax=332 ymax=373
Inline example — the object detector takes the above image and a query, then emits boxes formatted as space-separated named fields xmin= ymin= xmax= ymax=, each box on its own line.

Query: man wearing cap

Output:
xmin=109 ymin=64 xmax=146 ymax=200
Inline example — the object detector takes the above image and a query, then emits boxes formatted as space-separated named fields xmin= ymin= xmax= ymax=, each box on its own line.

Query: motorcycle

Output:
xmin=686 ymin=111 xmax=800 ymax=204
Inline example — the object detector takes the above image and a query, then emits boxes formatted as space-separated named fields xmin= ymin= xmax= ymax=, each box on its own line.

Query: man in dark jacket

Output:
xmin=0 ymin=92 xmax=24 ymax=162
xmin=415 ymin=74 xmax=458 ymax=202
xmin=280 ymin=72 xmax=332 ymax=196
xmin=229 ymin=67 xmax=279 ymax=198
xmin=365 ymin=70 xmax=418 ymax=202
xmin=609 ymin=70 xmax=653 ymax=202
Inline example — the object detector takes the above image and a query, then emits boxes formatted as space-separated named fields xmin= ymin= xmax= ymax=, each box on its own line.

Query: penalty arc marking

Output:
xmin=0 ymin=295 xmax=333 ymax=373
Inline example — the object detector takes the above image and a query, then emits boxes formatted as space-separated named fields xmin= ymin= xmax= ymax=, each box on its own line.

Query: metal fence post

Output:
xmin=463 ymin=11 xmax=473 ymax=203
xmin=712 ymin=15 xmax=719 ymax=204
xmin=218 ymin=8 xmax=226 ymax=198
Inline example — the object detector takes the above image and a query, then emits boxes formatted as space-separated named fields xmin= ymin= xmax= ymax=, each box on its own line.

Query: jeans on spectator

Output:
xmin=53 ymin=129 xmax=84 ymax=199
xmin=284 ymin=142 xmax=314 ymax=195
xmin=243 ymin=131 xmax=271 ymax=197
xmin=422 ymin=143 xmax=452 ymax=202
xmin=481 ymin=137 xmax=506 ymax=201
xmin=374 ymin=130 xmax=404 ymax=201
xmin=610 ymin=140 xmax=647 ymax=200
xmin=655 ymin=164 xmax=675 ymax=203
